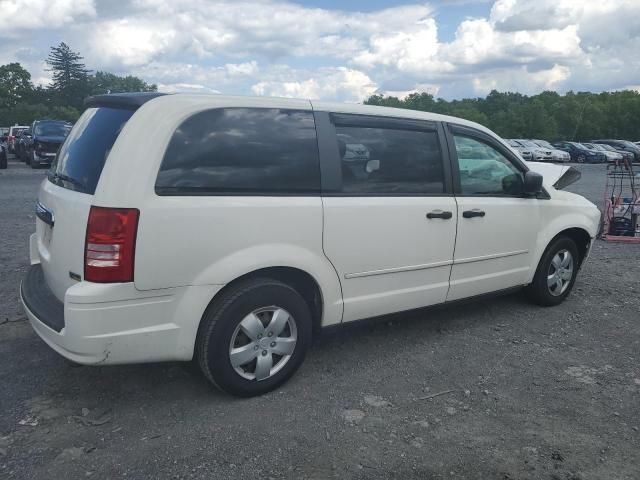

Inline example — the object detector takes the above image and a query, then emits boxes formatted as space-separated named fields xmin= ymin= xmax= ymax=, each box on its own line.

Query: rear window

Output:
xmin=35 ymin=122 xmax=71 ymax=137
xmin=49 ymin=107 xmax=133 ymax=194
xmin=155 ymin=108 xmax=320 ymax=195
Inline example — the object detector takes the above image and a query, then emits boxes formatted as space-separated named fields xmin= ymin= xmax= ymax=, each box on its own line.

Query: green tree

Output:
xmin=0 ymin=63 xmax=34 ymax=109
xmin=89 ymin=71 xmax=157 ymax=95
xmin=46 ymin=42 xmax=91 ymax=109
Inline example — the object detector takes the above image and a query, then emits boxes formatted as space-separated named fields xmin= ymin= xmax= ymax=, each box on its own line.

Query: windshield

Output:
xmin=34 ymin=123 xmax=71 ymax=137
xmin=49 ymin=107 xmax=133 ymax=194
xmin=534 ymin=140 xmax=554 ymax=149
xmin=521 ymin=140 xmax=540 ymax=148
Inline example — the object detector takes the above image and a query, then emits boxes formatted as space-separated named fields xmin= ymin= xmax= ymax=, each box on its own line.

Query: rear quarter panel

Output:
xmin=93 ymin=95 xmax=344 ymax=326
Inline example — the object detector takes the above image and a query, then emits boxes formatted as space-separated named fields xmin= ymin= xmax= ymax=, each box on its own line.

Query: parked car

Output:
xmin=14 ymin=129 xmax=32 ymax=161
xmin=7 ymin=125 xmax=28 ymax=153
xmin=24 ymin=120 xmax=72 ymax=168
xmin=506 ymin=139 xmax=533 ymax=161
xmin=530 ymin=140 xmax=571 ymax=162
xmin=597 ymin=143 xmax=635 ymax=164
xmin=0 ymin=135 xmax=7 ymax=169
xmin=591 ymin=139 xmax=640 ymax=162
xmin=582 ymin=143 xmax=623 ymax=163
xmin=552 ymin=142 xmax=606 ymax=163
xmin=21 ymin=93 xmax=600 ymax=397
xmin=514 ymin=139 xmax=554 ymax=162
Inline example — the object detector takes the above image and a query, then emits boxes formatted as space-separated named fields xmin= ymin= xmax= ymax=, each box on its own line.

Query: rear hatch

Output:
xmin=35 ymin=101 xmax=146 ymax=302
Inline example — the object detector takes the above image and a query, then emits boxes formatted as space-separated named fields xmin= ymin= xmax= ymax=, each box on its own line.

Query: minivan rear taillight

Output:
xmin=85 ymin=207 xmax=139 ymax=283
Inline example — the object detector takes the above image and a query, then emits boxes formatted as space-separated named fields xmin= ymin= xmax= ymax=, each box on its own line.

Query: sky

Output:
xmin=1 ymin=0 xmax=639 ymax=102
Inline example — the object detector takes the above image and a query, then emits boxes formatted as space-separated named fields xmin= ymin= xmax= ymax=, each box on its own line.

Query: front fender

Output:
xmin=528 ymin=205 xmax=600 ymax=283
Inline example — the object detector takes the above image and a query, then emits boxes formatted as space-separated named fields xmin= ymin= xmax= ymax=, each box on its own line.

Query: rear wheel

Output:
xmin=196 ymin=277 xmax=312 ymax=397
xmin=0 ymin=151 xmax=7 ymax=169
xmin=576 ymin=154 xmax=585 ymax=163
xmin=527 ymin=236 xmax=579 ymax=306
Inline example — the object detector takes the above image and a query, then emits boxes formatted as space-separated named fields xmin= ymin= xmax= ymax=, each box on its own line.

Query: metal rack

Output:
xmin=602 ymin=162 xmax=640 ymax=243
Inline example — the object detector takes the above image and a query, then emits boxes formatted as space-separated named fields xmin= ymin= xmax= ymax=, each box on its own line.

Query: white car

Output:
xmin=21 ymin=93 xmax=600 ymax=397
xmin=7 ymin=124 xmax=28 ymax=153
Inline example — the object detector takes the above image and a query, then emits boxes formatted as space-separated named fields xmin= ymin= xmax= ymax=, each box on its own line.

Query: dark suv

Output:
xmin=24 ymin=120 xmax=72 ymax=168
xmin=552 ymin=142 xmax=606 ymax=163
xmin=591 ymin=140 xmax=640 ymax=162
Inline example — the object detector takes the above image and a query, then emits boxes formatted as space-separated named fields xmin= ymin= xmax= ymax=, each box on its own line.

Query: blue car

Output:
xmin=552 ymin=141 xmax=606 ymax=164
xmin=24 ymin=120 xmax=72 ymax=169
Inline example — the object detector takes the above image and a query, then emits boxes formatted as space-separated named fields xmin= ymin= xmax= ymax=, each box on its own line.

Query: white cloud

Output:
xmin=0 ymin=0 xmax=639 ymax=101
xmin=0 ymin=0 xmax=95 ymax=34
xmin=251 ymin=67 xmax=378 ymax=102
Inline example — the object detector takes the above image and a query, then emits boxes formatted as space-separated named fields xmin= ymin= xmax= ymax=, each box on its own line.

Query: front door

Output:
xmin=320 ymin=113 xmax=457 ymax=322
xmin=445 ymin=125 xmax=542 ymax=301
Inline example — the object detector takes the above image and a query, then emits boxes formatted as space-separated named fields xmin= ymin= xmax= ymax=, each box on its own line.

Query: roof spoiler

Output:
xmin=84 ymin=92 xmax=168 ymax=110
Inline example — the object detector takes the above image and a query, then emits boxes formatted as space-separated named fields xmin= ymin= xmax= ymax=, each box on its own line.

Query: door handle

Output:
xmin=426 ymin=210 xmax=453 ymax=220
xmin=463 ymin=209 xmax=485 ymax=219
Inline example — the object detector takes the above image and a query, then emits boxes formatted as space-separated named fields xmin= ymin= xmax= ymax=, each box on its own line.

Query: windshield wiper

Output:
xmin=51 ymin=173 xmax=88 ymax=192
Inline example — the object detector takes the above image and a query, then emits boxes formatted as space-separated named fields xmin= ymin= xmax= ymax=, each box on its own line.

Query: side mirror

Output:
xmin=365 ymin=159 xmax=380 ymax=173
xmin=523 ymin=171 xmax=543 ymax=196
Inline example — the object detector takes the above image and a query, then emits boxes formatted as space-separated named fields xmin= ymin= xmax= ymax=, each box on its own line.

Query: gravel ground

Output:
xmin=1 ymin=159 xmax=639 ymax=480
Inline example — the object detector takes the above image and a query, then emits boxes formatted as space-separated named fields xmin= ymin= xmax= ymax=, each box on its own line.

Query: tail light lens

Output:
xmin=85 ymin=206 xmax=139 ymax=283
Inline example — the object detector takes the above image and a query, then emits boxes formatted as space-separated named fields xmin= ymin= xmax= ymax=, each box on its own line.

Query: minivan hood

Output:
xmin=527 ymin=161 xmax=581 ymax=190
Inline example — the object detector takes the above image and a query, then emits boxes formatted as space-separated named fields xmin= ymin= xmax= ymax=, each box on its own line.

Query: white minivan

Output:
xmin=21 ymin=93 xmax=600 ymax=396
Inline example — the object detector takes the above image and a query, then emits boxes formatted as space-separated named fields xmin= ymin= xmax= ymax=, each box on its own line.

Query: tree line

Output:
xmin=365 ymin=89 xmax=640 ymax=142
xmin=0 ymin=42 xmax=156 ymax=127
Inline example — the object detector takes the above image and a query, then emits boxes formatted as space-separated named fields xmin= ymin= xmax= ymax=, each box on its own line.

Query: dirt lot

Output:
xmin=1 ymin=158 xmax=639 ymax=480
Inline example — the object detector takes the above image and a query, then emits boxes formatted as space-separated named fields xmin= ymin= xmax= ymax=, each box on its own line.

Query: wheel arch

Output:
xmin=553 ymin=227 xmax=591 ymax=267
xmin=204 ymin=266 xmax=326 ymax=336
xmin=529 ymin=225 xmax=593 ymax=284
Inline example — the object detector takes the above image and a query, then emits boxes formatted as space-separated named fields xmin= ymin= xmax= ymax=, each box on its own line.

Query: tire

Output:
xmin=196 ymin=277 xmax=312 ymax=397
xmin=0 ymin=154 xmax=6 ymax=169
xmin=30 ymin=151 xmax=38 ymax=169
xmin=526 ymin=236 xmax=580 ymax=306
xmin=576 ymin=154 xmax=585 ymax=164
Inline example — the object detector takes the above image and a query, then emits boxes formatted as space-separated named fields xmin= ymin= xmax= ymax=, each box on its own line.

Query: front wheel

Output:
xmin=527 ymin=236 xmax=580 ymax=306
xmin=196 ymin=278 xmax=312 ymax=397
xmin=576 ymin=154 xmax=585 ymax=164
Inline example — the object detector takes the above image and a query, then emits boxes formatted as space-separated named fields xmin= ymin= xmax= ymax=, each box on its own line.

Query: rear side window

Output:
xmin=334 ymin=124 xmax=444 ymax=195
xmin=156 ymin=108 xmax=320 ymax=195
xmin=49 ymin=108 xmax=133 ymax=194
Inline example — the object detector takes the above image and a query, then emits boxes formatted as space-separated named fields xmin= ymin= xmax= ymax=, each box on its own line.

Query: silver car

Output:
xmin=583 ymin=143 xmax=623 ymax=163
xmin=531 ymin=140 xmax=571 ymax=163
xmin=506 ymin=139 xmax=533 ymax=161
xmin=515 ymin=140 xmax=554 ymax=162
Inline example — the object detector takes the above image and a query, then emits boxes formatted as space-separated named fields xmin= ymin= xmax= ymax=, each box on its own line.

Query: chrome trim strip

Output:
xmin=345 ymin=260 xmax=453 ymax=279
xmin=453 ymin=249 xmax=529 ymax=265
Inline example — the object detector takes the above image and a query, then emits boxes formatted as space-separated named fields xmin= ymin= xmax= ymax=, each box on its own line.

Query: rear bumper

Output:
xmin=21 ymin=264 xmax=221 ymax=365
xmin=21 ymin=264 xmax=64 ymax=332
